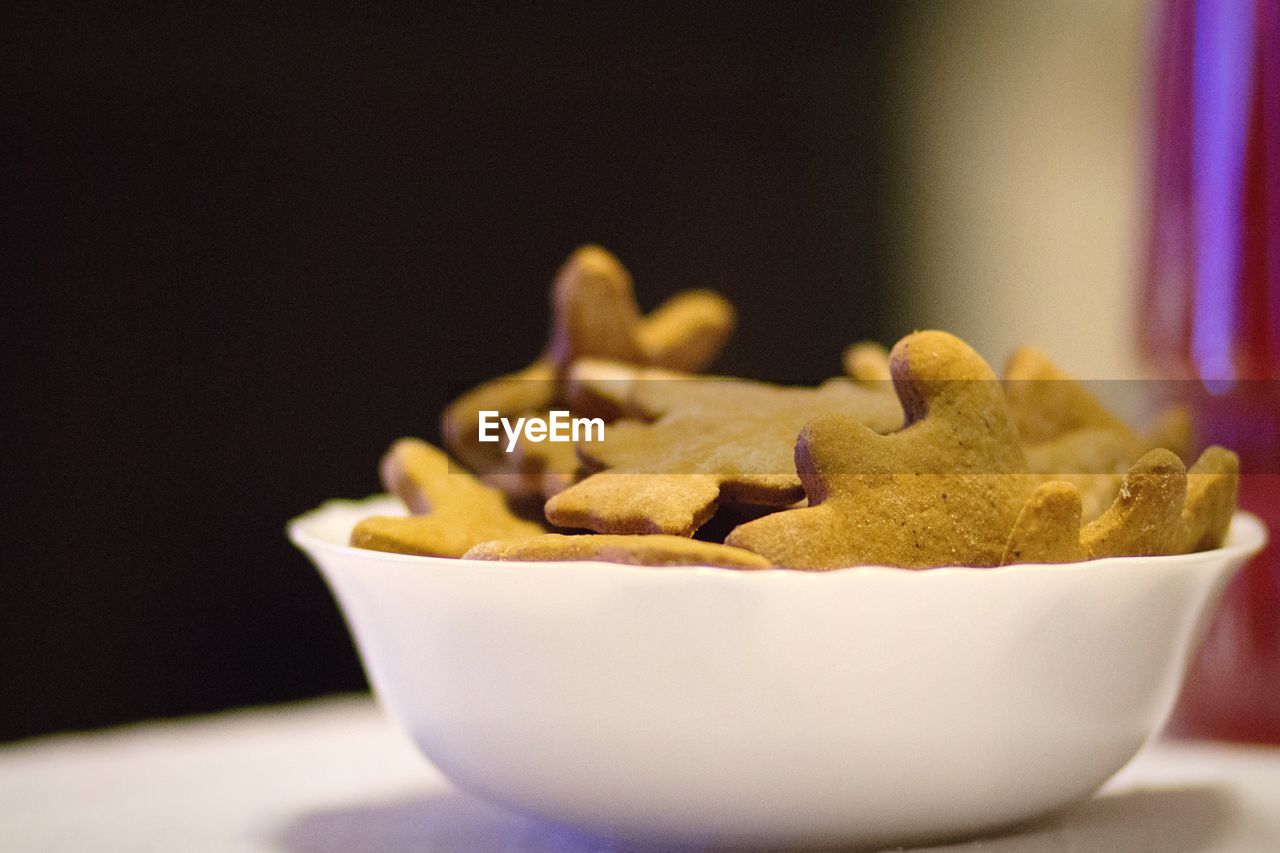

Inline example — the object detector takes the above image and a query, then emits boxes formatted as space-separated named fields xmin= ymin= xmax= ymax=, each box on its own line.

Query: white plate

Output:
xmin=289 ymin=496 xmax=1266 ymax=848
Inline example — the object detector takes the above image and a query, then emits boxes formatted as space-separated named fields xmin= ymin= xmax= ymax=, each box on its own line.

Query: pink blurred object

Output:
xmin=1144 ymin=0 xmax=1280 ymax=741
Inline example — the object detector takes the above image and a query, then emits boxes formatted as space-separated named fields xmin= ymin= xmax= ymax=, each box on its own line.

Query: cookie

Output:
xmin=350 ymin=438 xmax=543 ymax=557
xmin=1003 ymin=345 xmax=1192 ymax=458
xmin=541 ymin=245 xmax=735 ymax=371
xmin=441 ymin=245 xmax=735 ymax=490
xmin=1079 ymin=449 xmax=1187 ymax=559
xmin=843 ymin=340 xmax=892 ymax=384
xmin=1021 ymin=429 xmax=1129 ymax=523
xmin=1147 ymin=406 xmax=1195 ymax=462
xmin=543 ymin=246 xmax=734 ymax=373
xmin=1003 ymin=346 xmax=1134 ymax=443
xmin=1178 ymin=445 xmax=1239 ymax=553
xmin=633 ymin=289 xmax=737 ymax=372
xmin=508 ymin=425 xmax=582 ymax=498
xmin=1004 ymin=346 xmax=1191 ymax=524
xmin=724 ymin=331 xmax=1030 ymax=569
xmin=464 ymin=533 xmax=771 ymax=569
xmin=441 ymin=362 xmax=560 ymax=494
xmin=1002 ymin=445 xmax=1239 ymax=563
xmin=544 ymin=366 xmax=903 ymax=536
xmin=1001 ymin=481 xmax=1086 ymax=565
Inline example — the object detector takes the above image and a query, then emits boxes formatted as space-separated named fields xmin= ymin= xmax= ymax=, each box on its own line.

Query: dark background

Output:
xmin=4 ymin=3 xmax=908 ymax=741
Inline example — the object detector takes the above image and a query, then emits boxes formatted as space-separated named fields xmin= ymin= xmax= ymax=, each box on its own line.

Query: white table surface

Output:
xmin=3 ymin=695 xmax=1279 ymax=852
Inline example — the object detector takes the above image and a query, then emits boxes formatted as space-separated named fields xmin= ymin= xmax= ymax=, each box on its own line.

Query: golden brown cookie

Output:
xmin=1003 ymin=345 xmax=1192 ymax=458
xmin=544 ymin=366 xmax=903 ymax=536
xmin=1177 ymin=445 xmax=1239 ymax=553
xmin=564 ymin=359 xmax=761 ymax=421
xmin=1021 ymin=428 xmax=1130 ymax=523
xmin=1003 ymin=346 xmax=1133 ymax=443
xmin=1079 ymin=449 xmax=1187 ymax=559
xmin=441 ymin=245 xmax=735 ymax=491
xmin=540 ymin=246 xmax=734 ymax=371
xmin=1001 ymin=481 xmax=1085 ymax=565
xmin=441 ymin=362 xmax=560 ymax=495
xmin=350 ymin=439 xmax=543 ymax=557
xmin=724 ymin=331 xmax=1030 ymax=569
xmin=1001 ymin=446 xmax=1238 ymax=564
xmin=464 ymin=533 xmax=771 ymax=569
xmin=1146 ymin=406 xmax=1194 ymax=462
xmin=508 ymin=425 xmax=583 ymax=498
xmin=633 ymin=289 xmax=737 ymax=372
xmin=1005 ymin=346 xmax=1192 ymax=524
xmin=843 ymin=341 xmax=892 ymax=384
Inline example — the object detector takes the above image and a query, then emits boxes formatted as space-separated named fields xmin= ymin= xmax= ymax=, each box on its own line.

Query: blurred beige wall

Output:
xmin=891 ymin=0 xmax=1149 ymax=378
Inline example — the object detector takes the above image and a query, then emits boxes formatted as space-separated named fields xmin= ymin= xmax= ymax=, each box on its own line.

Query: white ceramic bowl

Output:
xmin=289 ymin=496 xmax=1266 ymax=849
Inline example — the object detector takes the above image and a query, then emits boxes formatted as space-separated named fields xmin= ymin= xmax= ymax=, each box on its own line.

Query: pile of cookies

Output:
xmin=350 ymin=246 xmax=1239 ymax=570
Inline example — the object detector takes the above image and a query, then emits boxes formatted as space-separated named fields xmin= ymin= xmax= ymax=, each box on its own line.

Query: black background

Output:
xmin=4 ymin=3 xmax=907 ymax=741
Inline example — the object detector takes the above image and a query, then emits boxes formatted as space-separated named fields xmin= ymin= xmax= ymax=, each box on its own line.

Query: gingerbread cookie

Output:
xmin=724 ymin=331 xmax=1030 ymax=569
xmin=1002 ymin=445 xmax=1239 ymax=564
xmin=1178 ymin=445 xmax=1239 ymax=553
xmin=441 ymin=362 xmax=560 ymax=494
xmin=544 ymin=366 xmax=903 ymax=536
xmin=843 ymin=340 xmax=892 ymax=384
xmin=1021 ymin=429 xmax=1129 ymax=524
xmin=1003 ymin=345 xmax=1192 ymax=458
xmin=442 ymin=245 xmax=735 ymax=491
xmin=1004 ymin=346 xmax=1133 ymax=442
xmin=1001 ymin=481 xmax=1086 ymax=565
xmin=464 ymin=533 xmax=771 ymax=569
xmin=350 ymin=439 xmax=543 ymax=557
xmin=1004 ymin=346 xmax=1192 ymax=524
xmin=1079 ymin=449 xmax=1187 ymax=559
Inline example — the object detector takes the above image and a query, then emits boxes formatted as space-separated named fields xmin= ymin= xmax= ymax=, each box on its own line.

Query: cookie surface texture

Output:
xmin=1079 ymin=449 xmax=1187 ymax=559
xmin=441 ymin=245 xmax=734 ymax=490
xmin=1003 ymin=345 xmax=1192 ymax=459
xmin=1177 ymin=445 xmax=1240 ymax=553
xmin=1004 ymin=346 xmax=1191 ymax=523
xmin=1001 ymin=481 xmax=1086 ymax=565
xmin=350 ymin=439 xmax=543 ymax=557
xmin=544 ymin=365 xmax=903 ymax=536
xmin=843 ymin=341 xmax=892 ymax=384
xmin=464 ymin=533 xmax=771 ymax=569
xmin=725 ymin=330 xmax=1029 ymax=569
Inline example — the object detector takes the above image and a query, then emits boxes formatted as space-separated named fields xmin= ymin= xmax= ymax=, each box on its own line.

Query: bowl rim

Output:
xmin=287 ymin=495 xmax=1268 ymax=579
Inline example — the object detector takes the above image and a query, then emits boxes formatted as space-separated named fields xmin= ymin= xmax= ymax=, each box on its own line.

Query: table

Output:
xmin=3 ymin=695 xmax=1279 ymax=852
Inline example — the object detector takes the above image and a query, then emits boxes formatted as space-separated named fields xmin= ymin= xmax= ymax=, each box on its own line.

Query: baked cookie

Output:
xmin=1178 ymin=445 xmax=1240 ymax=553
xmin=545 ymin=366 xmax=903 ymax=536
xmin=442 ymin=245 xmax=735 ymax=494
xmin=1079 ymin=449 xmax=1187 ymax=559
xmin=464 ymin=533 xmax=771 ymax=569
xmin=1004 ymin=346 xmax=1192 ymax=523
xmin=724 ymin=330 xmax=1030 ymax=569
xmin=1001 ymin=481 xmax=1086 ymax=565
xmin=1002 ymin=445 xmax=1239 ymax=564
xmin=350 ymin=439 xmax=543 ymax=557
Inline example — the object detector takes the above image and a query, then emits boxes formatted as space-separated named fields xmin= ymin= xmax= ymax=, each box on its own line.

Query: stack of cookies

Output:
xmin=350 ymin=246 xmax=1239 ymax=570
